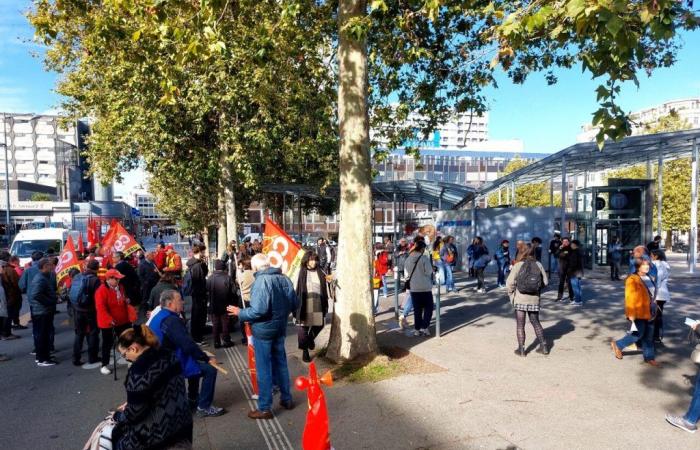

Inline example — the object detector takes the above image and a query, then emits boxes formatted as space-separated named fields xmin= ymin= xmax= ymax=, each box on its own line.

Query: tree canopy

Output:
xmin=487 ymin=156 xmax=562 ymax=207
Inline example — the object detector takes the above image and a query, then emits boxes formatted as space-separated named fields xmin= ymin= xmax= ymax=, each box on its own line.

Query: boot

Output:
xmin=302 ymin=349 xmax=311 ymax=363
xmin=536 ymin=343 xmax=549 ymax=355
xmin=514 ymin=347 xmax=526 ymax=357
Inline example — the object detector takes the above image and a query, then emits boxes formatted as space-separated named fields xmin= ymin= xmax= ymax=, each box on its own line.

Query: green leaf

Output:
xmin=566 ymin=0 xmax=586 ymax=19
xmin=131 ymin=30 xmax=141 ymax=42
xmin=605 ymin=15 xmax=623 ymax=37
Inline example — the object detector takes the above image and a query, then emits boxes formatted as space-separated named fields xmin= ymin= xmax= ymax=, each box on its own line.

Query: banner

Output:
xmin=87 ymin=218 xmax=99 ymax=249
xmin=263 ymin=217 xmax=305 ymax=284
xmin=101 ymin=220 xmax=141 ymax=258
xmin=77 ymin=233 xmax=85 ymax=255
xmin=55 ymin=236 xmax=81 ymax=283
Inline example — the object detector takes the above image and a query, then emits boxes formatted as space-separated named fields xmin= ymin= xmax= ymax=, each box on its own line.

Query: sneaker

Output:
xmin=100 ymin=366 xmax=112 ymax=375
xmin=37 ymin=359 xmax=59 ymax=367
xmin=29 ymin=351 xmax=36 ymax=356
xmin=12 ymin=324 xmax=28 ymax=330
xmin=421 ymin=328 xmax=431 ymax=336
xmin=197 ymin=406 xmax=225 ymax=418
xmin=665 ymin=414 xmax=697 ymax=433
xmin=398 ymin=315 xmax=405 ymax=330
xmin=83 ymin=362 xmax=101 ymax=370
xmin=73 ymin=360 xmax=84 ymax=367
xmin=413 ymin=330 xmax=421 ymax=337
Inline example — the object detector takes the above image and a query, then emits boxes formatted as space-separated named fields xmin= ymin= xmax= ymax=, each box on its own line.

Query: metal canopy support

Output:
xmin=657 ymin=146 xmax=663 ymax=237
xmin=549 ymin=176 xmax=554 ymax=207
xmin=691 ymin=138 xmax=698 ymax=274
xmin=511 ymin=181 xmax=516 ymax=207
xmin=561 ymin=156 xmax=567 ymax=234
xmin=392 ymin=191 xmax=397 ymax=243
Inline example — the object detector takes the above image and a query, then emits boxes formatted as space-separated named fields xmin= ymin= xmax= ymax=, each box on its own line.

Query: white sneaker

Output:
xmin=421 ymin=328 xmax=431 ymax=336
xmin=413 ymin=330 xmax=421 ymax=336
xmin=100 ymin=366 xmax=112 ymax=375
xmin=398 ymin=315 xmax=405 ymax=329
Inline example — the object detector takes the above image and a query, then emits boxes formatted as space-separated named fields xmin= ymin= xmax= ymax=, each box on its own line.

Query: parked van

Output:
xmin=10 ymin=228 xmax=70 ymax=267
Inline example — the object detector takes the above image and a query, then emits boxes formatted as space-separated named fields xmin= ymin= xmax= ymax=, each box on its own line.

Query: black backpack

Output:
xmin=515 ymin=260 xmax=543 ymax=295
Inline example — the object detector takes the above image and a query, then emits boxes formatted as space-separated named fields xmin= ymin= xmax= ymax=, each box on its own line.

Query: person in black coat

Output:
xmin=137 ymin=252 xmax=160 ymax=310
xmin=555 ymin=237 xmax=574 ymax=301
xmin=206 ymin=260 xmax=239 ymax=348
xmin=186 ymin=245 xmax=209 ymax=344
xmin=114 ymin=252 xmax=142 ymax=306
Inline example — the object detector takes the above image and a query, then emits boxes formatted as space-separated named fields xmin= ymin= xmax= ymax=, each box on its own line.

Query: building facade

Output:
xmin=372 ymin=111 xmax=490 ymax=149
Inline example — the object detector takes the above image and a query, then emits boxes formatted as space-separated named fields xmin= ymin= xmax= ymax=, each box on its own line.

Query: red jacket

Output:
xmin=154 ymin=249 xmax=167 ymax=270
xmin=374 ymin=251 xmax=390 ymax=277
xmin=95 ymin=283 xmax=131 ymax=329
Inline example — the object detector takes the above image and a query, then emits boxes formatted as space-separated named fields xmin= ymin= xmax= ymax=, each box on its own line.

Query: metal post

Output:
xmin=392 ymin=191 xmax=397 ymax=242
xmin=435 ymin=269 xmax=441 ymax=338
xmin=282 ymin=194 xmax=286 ymax=230
xmin=297 ymin=194 xmax=303 ymax=244
xmin=561 ymin=156 xmax=567 ymax=234
xmin=511 ymin=181 xmax=516 ymax=207
xmin=657 ymin=149 xmax=663 ymax=238
xmin=393 ymin=266 xmax=399 ymax=320
xmin=690 ymin=138 xmax=698 ymax=274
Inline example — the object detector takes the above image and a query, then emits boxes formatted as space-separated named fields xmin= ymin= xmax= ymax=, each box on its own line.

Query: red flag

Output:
xmin=101 ymin=220 xmax=140 ymax=257
xmin=263 ymin=217 xmax=305 ymax=283
xmin=77 ymin=233 xmax=85 ymax=255
xmin=87 ymin=218 xmax=98 ymax=249
xmin=55 ymin=236 xmax=81 ymax=283
xmin=295 ymin=362 xmax=333 ymax=450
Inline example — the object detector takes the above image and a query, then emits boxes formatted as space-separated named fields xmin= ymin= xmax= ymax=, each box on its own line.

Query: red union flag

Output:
xmin=101 ymin=220 xmax=141 ymax=257
xmin=87 ymin=218 xmax=99 ymax=248
xmin=263 ymin=217 xmax=305 ymax=283
xmin=55 ymin=236 xmax=80 ymax=283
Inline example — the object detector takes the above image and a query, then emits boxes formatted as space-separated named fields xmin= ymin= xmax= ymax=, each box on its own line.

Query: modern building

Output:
xmin=372 ymin=111 xmax=490 ymax=148
xmin=577 ymin=97 xmax=700 ymax=142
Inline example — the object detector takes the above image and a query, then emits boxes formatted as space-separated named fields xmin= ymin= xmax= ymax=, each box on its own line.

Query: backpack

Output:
xmin=182 ymin=269 xmax=193 ymax=297
xmin=69 ymin=273 xmax=91 ymax=310
xmin=445 ymin=247 xmax=455 ymax=264
xmin=515 ymin=260 xmax=544 ymax=295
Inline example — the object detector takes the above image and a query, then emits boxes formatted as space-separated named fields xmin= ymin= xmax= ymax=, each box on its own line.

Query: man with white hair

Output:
xmin=228 ymin=253 xmax=298 ymax=420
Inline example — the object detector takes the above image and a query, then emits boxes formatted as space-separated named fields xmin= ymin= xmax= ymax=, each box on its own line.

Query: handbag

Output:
xmin=372 ymin=276 xmax=381 ymax=289
xmin=403 ymin=256 xmax=420 ymax=292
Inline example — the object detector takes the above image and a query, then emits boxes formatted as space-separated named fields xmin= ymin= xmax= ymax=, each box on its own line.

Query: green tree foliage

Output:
xmin=29 ymin=193 xmax=52 ymax=202
xmin=487 ymin=156 xmax=562 ymax=207
xmin=607 ymin=111 xmax=693 ymax=230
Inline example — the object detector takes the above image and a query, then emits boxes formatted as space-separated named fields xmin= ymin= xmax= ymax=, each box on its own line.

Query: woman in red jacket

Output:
xmin=96 ymin=269 xmax=133 ymax=375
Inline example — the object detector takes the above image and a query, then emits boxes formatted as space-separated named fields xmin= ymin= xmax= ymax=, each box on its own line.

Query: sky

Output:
xmin=1 ymin=0 xmax=700 ymax=194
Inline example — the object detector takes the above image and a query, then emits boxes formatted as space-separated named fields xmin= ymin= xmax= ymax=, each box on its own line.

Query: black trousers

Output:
xmin=100 ymin=324 xmax=129 ymax=367
xmin=557 ymin=273 xmax=573 ymax=299
xmin=297 ymin=325 xmax=324 ymax=350
xmin=190 ymin=294 xmax=208 ymax=342
xmin=653 ymin=301 xmax=666 ymax=341
xmin=73 ymin=311 xmax=100 ymax=364
xmin=33 ymin=314 xmax=53 ymax=363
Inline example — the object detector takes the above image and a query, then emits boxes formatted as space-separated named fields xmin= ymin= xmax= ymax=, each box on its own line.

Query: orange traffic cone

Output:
xmin=295 ymin=362 xmax=333 ymax=450
xmin=245 ymin=323 xmax=259 ymax=398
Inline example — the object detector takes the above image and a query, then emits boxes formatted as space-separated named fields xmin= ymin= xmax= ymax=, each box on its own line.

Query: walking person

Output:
xmin=96 ymin=269 xmax=134 ymax=375
xmin=70 ymin=260 xmax=102 ymax=368
xmin=110 ymin=325 xmax=193 ymax=449
xmin=610 ymin=259 xmax=659 ymax=367
xmin=228 ymin=253 xmax=298 ymax=419
xmin=555 ymin=237 xmax=573 ymax=302
xmin=507 ymin=246 xmax=549 ymax=356
xmin=431 ymin=236 xmax=445 ymax=286
xmin=7 ymin=255 xmax=25 ymax=329
xmin=651 ymin=249 xmax=670 ymax=343
xmin=608 ymin=236 xmax=623 ymax=280
xmin=495 ymin=240 xmax=511 ymax=288
xmin=404 ymin=240 xmax=434 ymax=337
xmin=567 ymin=240 xmax=584 ymax=306
xmin=531 ymin=237 xmax=543 ymax=262
xmin=28 ymin=258 xmax=58 ymax=366
xmin=467 ymin=238 xmax=477 ymax=277
xmin=295 ymin=251 xmax=329 ymax=363
xmin=372 ymin=244 xmax=390 ymax=313
xmin=207 ymin=259 xmax=238 ymax=348
xmin=472 ymin=237 xmax=489 ymax=293
xmin=185 ymin=245 xmax=209 ymax=345
xmin=440 ymin=236 xmax=458 ymax=292
xmin=665 ymin=321 xmax=700 ymax=433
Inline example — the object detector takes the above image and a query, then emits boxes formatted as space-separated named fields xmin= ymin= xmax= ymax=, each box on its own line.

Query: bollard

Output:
xmin=435 ymin=271 xmax=441 ymax=338
xmin=295 ymin=362 xmax=333 ymax=450
xmin=393 ymin=266 xmax=400 ymax=320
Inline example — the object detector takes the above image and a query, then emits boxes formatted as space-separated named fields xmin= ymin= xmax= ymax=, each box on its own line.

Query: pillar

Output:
xmin=561 ymin=156 xmax=567 ymax=234
xmin=657 ymin=148 xmax=663 ymax=237
xmin=690 ymin=138 xmax=698 ymax=273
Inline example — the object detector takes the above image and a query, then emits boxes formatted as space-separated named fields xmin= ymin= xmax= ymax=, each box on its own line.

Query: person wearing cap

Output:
xmin=164 ymin=245 xmax=183 ymax=280
xmin=72 ymin=260 xmax=103 ymax=368
xmin=96 ymin=268 xmax=133 ymax=375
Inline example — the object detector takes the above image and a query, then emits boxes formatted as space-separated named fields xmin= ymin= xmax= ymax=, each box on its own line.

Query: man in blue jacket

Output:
xmin=28 ymin=258 xmax=58 ymax=366
xmin=228 ymin=253 xmax=298 ymax=420
xmin=150 ymin=289 xmax=226 ymax=418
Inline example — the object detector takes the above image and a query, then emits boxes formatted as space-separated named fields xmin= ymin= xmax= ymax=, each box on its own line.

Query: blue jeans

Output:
xmin=381 ymin=275 xmax=390 ymax=298
xmin=401 ymin=292 xmax=413 ymax=317
xmin=434 ymin=260 xmax=446 ymax=286
xmin=550 ymin=255 xmax=558 ymax=273
xmin=497 ymin=261 xmax=508 ymax=286
xmin=254 ymin=335 xmax=292 ymax=412
xmin=615 ymin=319 xmax=655 ymax=361
xmin=569 ymin=276 xmax=582 ymax=302
xmin=443 ymin=264 xmax=454 ymax=291
xmin=188 ymin=360 xmax=218 ymax=409
xmin=685 ymin=370 xmax=700 ymax=424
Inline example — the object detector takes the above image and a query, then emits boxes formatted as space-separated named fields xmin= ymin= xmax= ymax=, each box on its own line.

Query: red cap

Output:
xmin=165 ymin=245 xmax=174 ymax=251
xmin=104 ymin=269 xmax=125 ymax=279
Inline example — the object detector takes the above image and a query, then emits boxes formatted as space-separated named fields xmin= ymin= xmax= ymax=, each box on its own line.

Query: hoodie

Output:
xmin=186 ymin=257 xmax=208 ymax=297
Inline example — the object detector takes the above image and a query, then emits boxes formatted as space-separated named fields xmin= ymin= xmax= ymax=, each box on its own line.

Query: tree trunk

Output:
xmin=217 ymin=191 xmax=227 ymax=257
xmin=327 ymin=0 xmax=377 ymax=363
xmin=222 ymin=163 xmax=238 ymax=244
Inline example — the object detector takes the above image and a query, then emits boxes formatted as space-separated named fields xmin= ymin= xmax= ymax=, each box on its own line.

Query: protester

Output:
xmin=148 ymin=272 xmax=178 ymax=314
xmin=164 ymin=245 xmax=183 ymax=279
xmin=651 ymin=249 xmax=670 ymax=343
xmin=399 ymin=236 xmax=426 ymax=330
xmin=236 ymin=258 xmax=255 ymax=345
xmin=393 ymin=238 xmax=409 ymax=275
xmin=374 ymin=243 xmax=390 ymax=299
xmin=440 ymin=236 xmax=458 ymax=292
xmin=548 ymin=232 xmax=562 ymax=274
xmin=495 ymin=240 xmax=511 ymax=288
xmin=150 ymin=289 xmax=226 ymax=418
xmin=28 ymin=258 xmax=58 ymax=366
xmin=555 ymin=237 xmax=573 ymax=302
xmin=431 ymin=236 xmax=444 ymax=284
xmin=221 ymin=240 xmax=238 ymax=280
xmin=207 ymin=259 xmax=238 ymax=348
xmin=507 ymin=246 xmax=549 ymax=356
xmin=96 ymin=269 xmax=133 ymax=375
xmin=114 ymin=251 xmax=142 ymax=308
xmin=472 ymin=237 xmax=489 ymax=293
xmin=186 ymin=245 xmax=209 ymax=344
xmin=404 ymin=240 xmax=434 ymax=337
xmin=567 ymin=240 xmax=584 ymax=306
xmin=0 ymin=273 xmax=10 ymax=349
xmin=295 ymin=251 xmax=328 ymax=363
xmin=137 ymin=252 xmax=160 ymax=312
xmin=610 ymin=259 xmax=659 ymax=366
xmin=608 ymin=236 xmax=623 ymax=281
xmin=665 ymin=322 xmax=700 ymax=433
xmin=228 ymin=253 xmax=298 ymax=420
xmin=317 ymin=238 xmax=332 ymax=274
xmin=0 ymin=251 xmax=21 ymax=339
xmin=531 ymin=237 xmax=543 ymax=262
xmin=647 ymin=235 xmax=662 ymax=252
xmin=111 ymin=325 xmax=193 ymax=449
xmin=154 ymin=243 xmax=167 ymax=271
xmin=70 ymin=260 xmax=102 ymax=369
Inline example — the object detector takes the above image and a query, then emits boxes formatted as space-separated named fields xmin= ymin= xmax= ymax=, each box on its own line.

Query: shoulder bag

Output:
xmin=403 ymin=256 xmax=420 ymax=292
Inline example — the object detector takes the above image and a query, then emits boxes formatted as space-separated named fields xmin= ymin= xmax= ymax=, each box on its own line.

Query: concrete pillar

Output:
xmin=690 ymin=138 xmax=698 ymax=273
xmin=657 ymin=149 xmax=663 ymax=237
xmin=561 ymin=156 xmax=567 ymax=234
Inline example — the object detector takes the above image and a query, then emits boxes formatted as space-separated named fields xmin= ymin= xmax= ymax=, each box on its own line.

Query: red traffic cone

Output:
xmin=245 ymin=323 xmax=259 ymax=397
xmin=295 ymin=361 xmax=333 ymax=450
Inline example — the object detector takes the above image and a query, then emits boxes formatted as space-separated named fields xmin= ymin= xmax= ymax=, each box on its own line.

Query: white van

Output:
xmin=10 ymin=228 xmax=70 ymax=267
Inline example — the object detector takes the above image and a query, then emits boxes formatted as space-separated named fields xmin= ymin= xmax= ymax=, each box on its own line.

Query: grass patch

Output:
xmin=333 ymin=355 xmax=402 ymax=383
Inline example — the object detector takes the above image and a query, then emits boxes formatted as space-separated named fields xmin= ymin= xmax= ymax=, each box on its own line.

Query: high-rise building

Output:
xmin=372 ymin=111 xmax=490 ymax=148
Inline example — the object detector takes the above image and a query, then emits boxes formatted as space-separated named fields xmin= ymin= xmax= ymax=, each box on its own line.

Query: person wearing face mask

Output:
xmin=95 ymin=269 xmax=134 ymax=375
xmin=107 ymin=325 xmax=192 ymax=450
xmin=294 ymin=251 xmax=329 ymax=363
xmin=610 ymin=259 xmax=659 ymax=367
